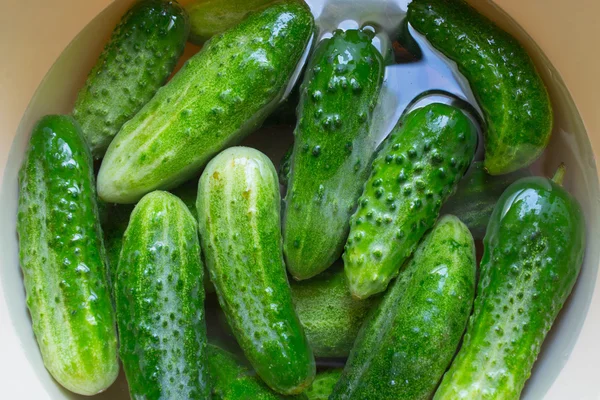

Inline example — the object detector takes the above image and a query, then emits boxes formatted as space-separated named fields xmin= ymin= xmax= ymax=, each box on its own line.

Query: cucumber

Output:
xmin=408 ymin=0 xmax=553 ymax=175
xmin=305 ymin=369 xmax=343 ymax=400
xmin=331 ymin=215 xmax=476 ymax=400
xmin=197 ymin=147 xmax=315 ymax=394
xmin=343 ymin=103 xmax=477 ymax=299
xmin=97 ymin=1 xmax=315 ymax=203
xmin=17 ymin=115 xmax=118 ymax=395
xmin=434 ymin=166 xmax=585 ymax=399
xmin=283 ymin=29 xmax=385 ymax=280
xmin=290 ymin=262 xmax=380 ymax=357
xmin=278 ymin=144 xmax=293 ymax=188
xmin=208 ymin=344 xmax=307 ymax=400
xmin=115 ymin=191 xmax=210 ymax=399
xmin=441 ymin=161 xmax=531 ymax=239
xmin=72 ymin=0 xmax=189 ymax=157
xmin=186 ymin=0 xmax=274 ymax=45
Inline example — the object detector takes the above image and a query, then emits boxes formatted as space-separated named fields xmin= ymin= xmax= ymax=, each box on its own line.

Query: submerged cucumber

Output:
xmin=344 ymin=103 xmax=477 ymax=299
xmin=408 ymin=0 xmax=553 ymax=175
xmin=434 ymin=167 xmax=585 ymax=399
xmin=97 ymin=0 xmax=314 ymax=203
xmin=290 ymin=262 xmax=380 ymax=357
xmin=197 ymin=147 xmax=315 ymax=394
xmin=305 ymin=369 xmax=343 ymax=400
xmin=331 ymin=215 xmax=476 ymax=400
xmin=283 ymin=29 xmax=384 ymax=280
xmin=116 ymin=191 xmax=210 ymax=399
xmin=73 ymin=0 xmax=189 ymax=157
xmin=17 ymin=115 xmax=118 ymax=395
xmin=441 ymin=161 xmax=531 ymax=239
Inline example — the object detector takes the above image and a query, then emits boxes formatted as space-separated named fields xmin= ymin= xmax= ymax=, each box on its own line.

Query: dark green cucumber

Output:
xmin=343 ymin=103 xmax=477 ymax=298
xmin=283 ymin=29 xmax=384 ymax=280
xmin=290 ymin=262 xmax=380 ymax=357
xmin=278 ymin=144 xmax=293 ymax=188
xmin=208 ymin=344 xmax=307 ymax=400
xmin=441 ymin=161 xmax=531 ymax=239
xmin=17 ymin=115 xmax=118 ymax=395
xmin=73 ymin=0 xmax=189 ymax=157
xmin=97 ymin=1 xmax=315 ymax=203
xmin=331 ymin=215 xmax=476 ymax=400
xmin=116 ymin=191 xmax=210 ymax=399
xmin=408 ymin=0 xmax=553 ymax=175
xmin=434 ymin=167 xmax=585 ymax=399
xmin=305 ymin=369 xmax=343 ymax=400
xmin=197 ymin=147 xmax=315 ymax=394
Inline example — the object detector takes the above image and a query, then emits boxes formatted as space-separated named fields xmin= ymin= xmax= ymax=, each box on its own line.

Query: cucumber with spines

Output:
xmin=97 ymin=0 xmax=315 ymax=203
xmin=344 ymin=103 xmax=477 ymax=299
xmin=197 ymin=147 xmax=315 ymax=395
xmin=331 ymin=215 xmax=476 ymax=400
xmin=305 ymin=369 xmax=343 ymax=400
xmin=73 ymin=0 xmax=189 ymax=157
xmin=17 ymin=115 xmax=118 ymax=395
xmin=116 ymin=191 xmax=210 ymax=399
xmin=283 ymin=29 xmax=385 ymax=280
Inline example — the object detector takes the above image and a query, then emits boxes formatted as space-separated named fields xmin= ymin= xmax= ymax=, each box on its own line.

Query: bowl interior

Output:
xmin=0 ymin=0 xmax=598 ymax=398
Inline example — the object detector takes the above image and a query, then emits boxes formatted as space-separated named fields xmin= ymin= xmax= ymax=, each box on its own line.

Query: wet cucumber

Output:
xmin=97 ymin=1 xmax=315 ymax=203
xmin=343 ymin=103 xmax=477 ymax=299
xmin=186 ymin=0 xmax=274 ymax=44
xmin=208 ymin=344 xmax=307 ymax=400
xmin=290 ymin=262 xmax=380 ymax=357
xmin=441 ymin=161 xmax=531 ymax=239
xmin=305 ymin=369 xmax=343 ymax=400
xmin=408 ymin=0 xmax=553 ymax=175
xmin=283 ymin=29 xmax=384 ymax=280
xmin=197 ymin=147 xmax=315 ymax=394
xmin=115 ymin=191 xmax=210 ymax=399
xmin=434 ymin=167 xmax=585 ymax=399
xmin=17 ymin=115 xmax=118 ymax=395
xmin=331 ymin=215 xmax=476 ymax=400
xmin=73 ymin=0 xmax=189 ymax=157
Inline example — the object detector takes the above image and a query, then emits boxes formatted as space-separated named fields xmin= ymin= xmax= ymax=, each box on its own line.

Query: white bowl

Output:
xmin=1 ymin=0 xmax=599 ymax=398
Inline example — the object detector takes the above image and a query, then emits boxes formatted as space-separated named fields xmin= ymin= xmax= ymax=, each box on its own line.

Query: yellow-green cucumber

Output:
xmin=97 ymin=0 xmax=315 ymax=203
xmin=17 ymin=115 xmax=118 ymax=395
xmin=197 ymin=147 xmax=315 ymax=394
xmin=331 ymin=215 xmax=476 ymax=399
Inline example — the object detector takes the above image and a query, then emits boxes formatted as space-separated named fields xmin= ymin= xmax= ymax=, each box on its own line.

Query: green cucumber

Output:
xmin=290 ymin=262 xmax=380 ymax=357
xmin=97 ymin=0 xmax=315 ymax=203
xmin=283 ymin=29 xmax=385 ymax=280
xmin=208 ymin=344 xmax=307 ymax=399
xmin=343 ymin=103 xmax=477 ymax=299
xmin=441 ymin=161 xmax=531 ymax=239
xmin=186 ymin=0 xmax=275 ymax=45
xmin=434 ymin=166 xmax=585 ymax=399
xmin=72 ymin=0 xmax=189 ymax=157
xmin=305 ymin=369 xmax=343 ymax=400
xmin=331 ymin=215 xmax=476 ymax=399
xmin=197 ymin=147 xmax=315 ymax=394
xmin=408 ymin=0 xmax=553 ymax=175
xmin=115 ymin=191 xmax=210 ymax=399
xmin=279 ymin=144 xmax=293 ymax=188
xmin=17 ymin=115 xmax=118 ymax=395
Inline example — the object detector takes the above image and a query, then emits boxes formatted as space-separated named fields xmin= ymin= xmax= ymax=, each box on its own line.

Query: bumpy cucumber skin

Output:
xmin=197 ymin=147 xmax=315 ymax=395
xmin=434 ymin=176 xmax=585 ymax=399
xmin=441 ymin=161 xmax=531 ymax=239
xmin=283 ymin=29 xmax=384 ymax=280
xmin=290 ymin=262 xmax=380 ymax=357
xmin=72 ymin=0 xmax=189 ymax=157
xmin=116 ymin=191 xmax=210 ymax=399
xmin=97 ymin=1 xmax=315 ymax=203
xmin=208 ymin=344 xmax=307 ymax=400
xmin=305 ymin=369 xmax=343 ymax=400
xmin=343 ymin=103 xmax=477 ymax=299
xmin=408 ymin=0 xmax=553 ymax=175
xmin=332 ymin=215 xmax=476 ymax=400
xmin=186 ymin=0 xmax=274 ymax=44
xmin=17 ymin=115 xmax=118 ymax=395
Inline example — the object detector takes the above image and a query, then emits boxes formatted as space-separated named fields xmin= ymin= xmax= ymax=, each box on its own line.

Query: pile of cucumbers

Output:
xmin=16 ymin=0 xmax=586 ymax=399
